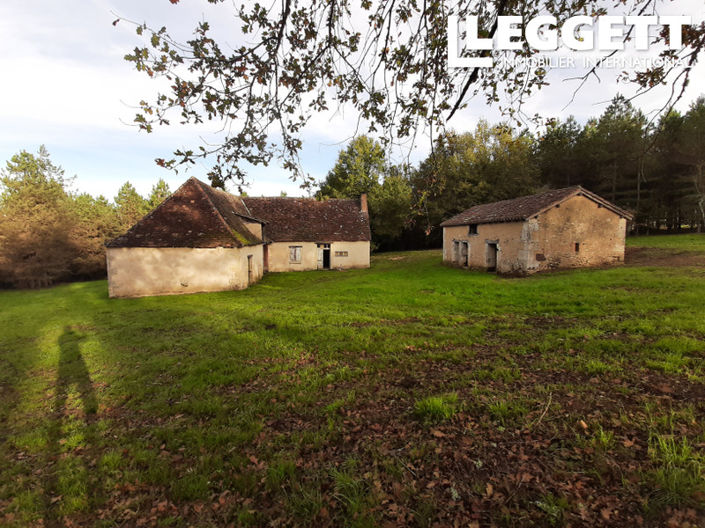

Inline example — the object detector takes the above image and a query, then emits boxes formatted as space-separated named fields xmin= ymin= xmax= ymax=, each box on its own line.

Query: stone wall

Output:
xmin=442 ymin=194 xmax=628 ymax=274
xmin=106 ymin=245 xmax=264 ymax=298
xmin=266 ymin=241 xmax=370 ymax=272
xmin=442 ymin=222 xmax=526 ymax=273
xmin=525 ymin=194 xmax=627 ymax=272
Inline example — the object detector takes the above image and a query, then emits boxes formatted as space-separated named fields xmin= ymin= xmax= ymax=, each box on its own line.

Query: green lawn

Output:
xmin=1 ymin=235 xmax=705 ymax=527
xmin=628 ymin=233 xmax=705 ymax=252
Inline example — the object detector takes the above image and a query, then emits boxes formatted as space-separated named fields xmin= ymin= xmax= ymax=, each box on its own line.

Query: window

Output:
xmin=468 ymin=224 xmax=478 ymax=235
xmin=335 ymin=251 xmax=348 ymax=257
xmin=289 ymin=245 xmax=302 ymax=263
xmin=575 ymin=242 xmax=580 ymax=253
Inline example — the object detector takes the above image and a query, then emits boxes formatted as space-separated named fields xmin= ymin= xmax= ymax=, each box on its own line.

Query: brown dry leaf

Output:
xmin=666 ymin=516 xmax=681 ymax=528
xmin=579 ymin=420 xmax=588 ymax=430
xmin=623 ymin=437 xmax=635 ymax=448
xmin=600 ymin=508 xmax=611 ymax=520
xmin=392 ymin=482 xmax=404 ymax=498
xmin=431 ymin=429 xmax=446 ymax=438
xmin=485 ymin=482 xmax=494 ymax=498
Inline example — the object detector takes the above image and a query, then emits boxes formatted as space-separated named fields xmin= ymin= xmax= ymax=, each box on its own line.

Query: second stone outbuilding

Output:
xmin=440 ymin=186 xmax=633 ymax=275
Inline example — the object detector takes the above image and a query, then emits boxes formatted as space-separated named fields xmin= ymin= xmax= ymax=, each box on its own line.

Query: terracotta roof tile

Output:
xmin=106 ymin=178 xmax=262 ymax=248
xmin=242 ymin=197 xmax=371 ymax=242
xmin=440 ymin=186 xmax=633 ymax=227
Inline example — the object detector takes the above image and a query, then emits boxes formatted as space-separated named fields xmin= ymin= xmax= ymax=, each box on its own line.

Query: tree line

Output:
xmin=0 ymin=147 xmax=171 ymax=288
xmin=319 ymin=94 xmax=705 ymax=250
xmin=1 ymin=94 xmax=704 ymax=288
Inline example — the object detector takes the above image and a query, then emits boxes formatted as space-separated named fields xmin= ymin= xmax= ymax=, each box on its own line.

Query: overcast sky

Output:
xmin=1 ymin=0 xmax=703 ymax=199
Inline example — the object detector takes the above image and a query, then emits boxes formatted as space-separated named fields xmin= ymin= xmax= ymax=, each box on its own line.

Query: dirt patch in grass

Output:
xmin=626 ymin=247 xmax=705 ymax=267
xmin=310 ymin=351 xmax=705 ymax=527
xmin=523 ymin=314 xmax=578 ymax=329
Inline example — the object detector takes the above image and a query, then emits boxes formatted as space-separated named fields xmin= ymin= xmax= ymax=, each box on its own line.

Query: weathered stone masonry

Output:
xmin=441 ymin=187 xmax=632 ymax=275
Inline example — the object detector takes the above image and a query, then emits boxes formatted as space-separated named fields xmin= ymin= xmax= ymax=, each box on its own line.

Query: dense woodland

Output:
xmin=1 ymin=95 xmax=704 ymax=288
xmin=321 ymin=94 xmax=705 ymax=250
xmin=0 ymin=148 xmax=170 ymax=288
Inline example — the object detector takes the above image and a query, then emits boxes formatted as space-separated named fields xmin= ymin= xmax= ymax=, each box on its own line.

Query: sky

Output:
xmin=0 ymin=0 xmax=703 ymax=199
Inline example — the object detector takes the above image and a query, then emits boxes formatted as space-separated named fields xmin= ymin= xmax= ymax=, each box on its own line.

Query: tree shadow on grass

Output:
xmin=43 ymin=326 xmax=99 ymax=527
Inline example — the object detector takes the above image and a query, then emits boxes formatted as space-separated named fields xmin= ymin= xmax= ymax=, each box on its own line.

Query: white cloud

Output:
xmin=0 ymin=0 xmax=703 ymax=201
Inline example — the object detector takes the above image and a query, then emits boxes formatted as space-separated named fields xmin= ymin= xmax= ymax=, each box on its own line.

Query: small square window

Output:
xmin=289 ymin=245 xmax=302 ymax=263
xmin=468 ymin=224 xmax=478 ymax=235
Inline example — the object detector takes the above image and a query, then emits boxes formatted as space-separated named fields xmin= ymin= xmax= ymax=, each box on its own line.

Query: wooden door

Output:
xmin=486 ymin=243 xmax=498 ymax=272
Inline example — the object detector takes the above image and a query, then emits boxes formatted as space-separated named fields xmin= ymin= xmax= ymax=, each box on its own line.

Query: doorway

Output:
xmin=461 ymin=241 xmax=469 ymax=267
xmin=317 ymin=243 xmax=331 ymax=270
xmin=247 ymin=255 xmax=254 ymax=285
xmin=263 ymin=245 xmax=269 ymax=273
xmin=486 ymin=242 xmax=498 ymax=272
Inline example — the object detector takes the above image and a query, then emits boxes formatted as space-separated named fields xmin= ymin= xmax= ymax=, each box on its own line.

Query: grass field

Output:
xmin=627 ymin=233 xmax=705 ymax=252
xmin=1 ymin=235 xmax=705 ymax=527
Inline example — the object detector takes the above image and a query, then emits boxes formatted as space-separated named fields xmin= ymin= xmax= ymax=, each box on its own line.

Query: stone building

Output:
xmin=106 ymin=178 xmax=370 ymax=298
xmin=242 ymin=195 xmax=371 ymax=273
xmin=440 ymin=186 xmax=632 ymax=275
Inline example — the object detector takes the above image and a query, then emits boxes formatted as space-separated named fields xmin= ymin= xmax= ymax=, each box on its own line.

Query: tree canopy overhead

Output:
xmin=121 ymin=0 xmax=705 ymax=188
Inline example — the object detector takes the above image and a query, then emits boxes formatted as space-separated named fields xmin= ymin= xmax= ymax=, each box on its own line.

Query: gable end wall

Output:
xmin=525 ymin=194 xmax=627 ymax=271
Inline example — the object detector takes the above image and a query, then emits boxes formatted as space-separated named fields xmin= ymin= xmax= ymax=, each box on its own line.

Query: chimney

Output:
xmin=360 ymin=193 xmax=368 ymax=213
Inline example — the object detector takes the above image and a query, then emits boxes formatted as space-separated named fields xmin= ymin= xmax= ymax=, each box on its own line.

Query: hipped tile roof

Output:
xmin=440 ymin=186 xmax=633 ymax=227
xmin=106 ymin=178 xmax=262 ymax=248
xmin=242 ymin=197 xmax=371 ymax=242
xmin=106 ymin=178 xmax=371 ymax=248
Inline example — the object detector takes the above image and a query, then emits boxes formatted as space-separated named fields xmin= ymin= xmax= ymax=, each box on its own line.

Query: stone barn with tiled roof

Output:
xmin=440 ymin=186 xmax=632 ymax=275
xmin=106 ymin=178 xmax=370 ymax=298
xmin=242 ymin=196 xmax=371 ymax=273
